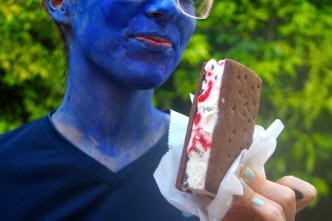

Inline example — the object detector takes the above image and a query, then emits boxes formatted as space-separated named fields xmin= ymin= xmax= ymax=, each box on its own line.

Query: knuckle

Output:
xmin=284 ymin=175 xmax=296 ymax=180
xmin=283 ymin=186 xmax=296 ymax=203
xmin=277 ymin=186 xmax=296 ymax=213
xmin=278 ymin=175 xmax=294 ymax=182
xmin=277 ymin=175 xmax=294 ymax=184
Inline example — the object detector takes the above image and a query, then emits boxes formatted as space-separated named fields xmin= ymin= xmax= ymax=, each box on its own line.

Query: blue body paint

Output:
xmin=48 ymin=0 xmax=196 ymax=171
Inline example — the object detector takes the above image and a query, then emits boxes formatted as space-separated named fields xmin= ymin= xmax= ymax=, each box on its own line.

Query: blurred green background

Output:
xmin=1 ymin=0 xmax=331 ymax=220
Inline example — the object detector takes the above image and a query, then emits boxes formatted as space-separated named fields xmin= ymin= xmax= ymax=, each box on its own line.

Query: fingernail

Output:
xmin=240 ymin=178 xmax=247 ymax=190
xmin=252 ymin=197 xmax=265 ymax=207
xmin=244 ymin=167 xmax=255 ymax=180
xmin=292 ymin=188 xmax=304 ymax=200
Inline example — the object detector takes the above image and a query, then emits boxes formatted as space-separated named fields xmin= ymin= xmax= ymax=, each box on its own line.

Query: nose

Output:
xmin=145 ymin=0 xmax=179 ymax=22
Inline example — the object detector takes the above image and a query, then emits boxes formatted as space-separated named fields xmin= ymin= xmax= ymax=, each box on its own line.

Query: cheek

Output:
xmin=72 ymin=8 xmax=123 ymax=57
xmin=178 ymin=16 xmax=196 ymax=51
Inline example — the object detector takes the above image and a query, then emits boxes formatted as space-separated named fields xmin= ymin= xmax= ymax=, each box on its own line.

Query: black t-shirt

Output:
xmin=0 ymin=114 xmax=198 ymax=221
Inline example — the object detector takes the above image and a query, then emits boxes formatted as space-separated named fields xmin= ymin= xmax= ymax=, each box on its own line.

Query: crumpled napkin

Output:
xmin=154 ymin=109 xmax=284 ymax=221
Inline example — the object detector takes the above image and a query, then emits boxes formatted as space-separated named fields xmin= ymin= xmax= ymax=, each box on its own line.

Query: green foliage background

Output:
xmin=1 ymin=0 xmax=331 ymax=220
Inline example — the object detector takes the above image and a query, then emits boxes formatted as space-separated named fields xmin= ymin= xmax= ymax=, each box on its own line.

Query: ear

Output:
xmin=47 ymin=0 xmax=70 ymax=25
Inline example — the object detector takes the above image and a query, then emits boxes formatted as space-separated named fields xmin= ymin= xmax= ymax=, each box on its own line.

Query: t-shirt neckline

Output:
xmin=40 ymin=112 xmax=168 ymax=188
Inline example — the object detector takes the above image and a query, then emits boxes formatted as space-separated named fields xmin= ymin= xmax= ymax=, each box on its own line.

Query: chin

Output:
xmin=115 ymin=70 xmax=171 ymax=90
xmin=89 ymin=47 xmax=180 ymax=90
xmin=110 ymin=58 xmax=177 ymax=90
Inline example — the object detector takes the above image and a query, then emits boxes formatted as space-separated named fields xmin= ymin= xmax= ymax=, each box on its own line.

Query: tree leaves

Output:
xmin=0 ymin=0 xmax=64 ymax=129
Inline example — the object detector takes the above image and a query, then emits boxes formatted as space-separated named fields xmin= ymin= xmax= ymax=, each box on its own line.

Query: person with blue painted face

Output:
xmin=0 ymin=0 xmax=315 ymax=220
xmin=46 ymin=0 xmax=197 ymax=172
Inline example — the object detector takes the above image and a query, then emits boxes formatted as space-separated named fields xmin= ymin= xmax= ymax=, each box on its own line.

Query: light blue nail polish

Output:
xmin=240 ymin=178 xmax=247 ymax=190
xmin=244 ymin=167 xmax=255 ymax=180
xmin=252 ymin=197 xmax=265 ymax=207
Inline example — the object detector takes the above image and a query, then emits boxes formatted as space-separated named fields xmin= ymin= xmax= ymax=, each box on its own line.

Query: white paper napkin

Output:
xmin=154 ymin=109 xmax=284 ymax=221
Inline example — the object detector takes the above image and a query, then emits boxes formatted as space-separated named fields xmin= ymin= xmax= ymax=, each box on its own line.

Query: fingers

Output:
xmin=236 ymin=167 xmax=317 ymax=221
xmin=236 ymin=178 xmax=287 ymax=221
xmin=251 ymin=196 xmax=286 ymax=221
xmin=276 ymin=175 xmax=317 ymax=212
xmin=239 ymin=167 xmax=296 ymax=221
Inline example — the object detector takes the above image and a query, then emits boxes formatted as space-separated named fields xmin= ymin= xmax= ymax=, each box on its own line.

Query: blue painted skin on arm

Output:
xmin=47 ymin=0 xmax=196 ymax=172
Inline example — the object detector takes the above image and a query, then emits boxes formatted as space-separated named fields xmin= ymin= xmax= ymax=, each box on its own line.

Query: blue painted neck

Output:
xmin=52 ymin=42 xmax=169 ymax=172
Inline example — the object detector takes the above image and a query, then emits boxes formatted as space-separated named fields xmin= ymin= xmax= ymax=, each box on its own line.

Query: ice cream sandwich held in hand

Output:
xmin=176 ymin=59 xmax=262 ymax=196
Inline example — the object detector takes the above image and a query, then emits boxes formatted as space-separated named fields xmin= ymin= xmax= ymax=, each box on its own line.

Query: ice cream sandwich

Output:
xmin=176 ymin=59 xmax=262 ymax=196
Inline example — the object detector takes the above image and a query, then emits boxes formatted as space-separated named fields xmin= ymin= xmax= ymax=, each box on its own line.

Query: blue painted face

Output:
xmin=68 ymin=0 xmax=196 ymax=89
